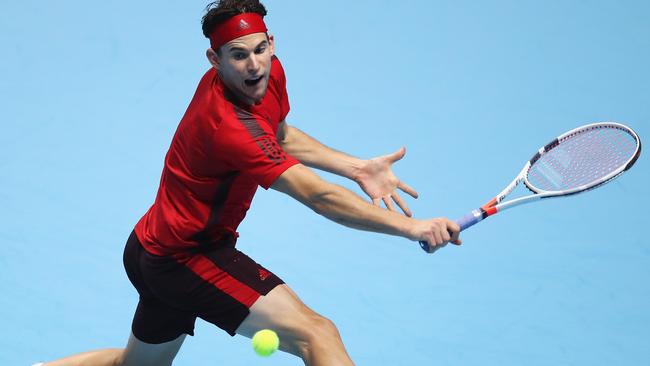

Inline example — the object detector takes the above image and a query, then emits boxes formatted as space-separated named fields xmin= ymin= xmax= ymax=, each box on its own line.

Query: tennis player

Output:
xmin=37 ymin=1 xmax=460 ymax=365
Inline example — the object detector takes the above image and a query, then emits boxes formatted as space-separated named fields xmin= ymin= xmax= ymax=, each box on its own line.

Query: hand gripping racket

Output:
xmin=419 ymin=122 xmax=642 ymax=252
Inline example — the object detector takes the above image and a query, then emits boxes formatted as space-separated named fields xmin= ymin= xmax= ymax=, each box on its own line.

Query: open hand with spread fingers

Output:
xmin=354 ymin=147 xmax=419 ymax=216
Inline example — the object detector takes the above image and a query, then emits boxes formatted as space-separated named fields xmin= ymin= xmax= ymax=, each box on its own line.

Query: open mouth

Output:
xmin=244 ymin=76 xmax=263 ymax=87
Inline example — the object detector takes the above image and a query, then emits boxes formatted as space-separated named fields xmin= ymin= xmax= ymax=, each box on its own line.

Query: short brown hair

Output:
xmin=201 ymin=0 xmax=268 ymax=39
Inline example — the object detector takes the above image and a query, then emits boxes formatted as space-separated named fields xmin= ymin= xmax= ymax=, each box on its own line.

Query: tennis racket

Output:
xmin=419 ymin=122 xmax=642 ymax=252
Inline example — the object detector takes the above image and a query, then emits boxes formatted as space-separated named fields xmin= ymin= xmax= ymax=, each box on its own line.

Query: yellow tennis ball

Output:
xmin=252 ymin=329 xmax=279 ymax=357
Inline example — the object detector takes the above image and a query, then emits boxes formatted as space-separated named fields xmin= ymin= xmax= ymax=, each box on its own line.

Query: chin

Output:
xmin=249 ymin=88 xmax=268 ymax=104
xmin=250 ymin=96 xmax=265 ymax=105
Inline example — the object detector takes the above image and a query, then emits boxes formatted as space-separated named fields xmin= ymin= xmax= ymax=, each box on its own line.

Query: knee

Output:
xmin=111 ymin=348 xmax=127 ymax=366
xmin=311 ymin=315 xmax=341 ymax=339
xmin=292 ymin=314 xmax=341 ymax=354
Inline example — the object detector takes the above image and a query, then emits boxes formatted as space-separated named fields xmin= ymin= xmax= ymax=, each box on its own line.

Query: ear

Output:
xmin=267 ymin=34 xmax=275 ymax=57
xmin=206 ymin=48 xmax=220 ymax=69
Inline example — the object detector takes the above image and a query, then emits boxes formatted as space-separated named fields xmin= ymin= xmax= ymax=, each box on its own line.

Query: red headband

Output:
xmin=209 ymin=13 xmax=268 ymax=51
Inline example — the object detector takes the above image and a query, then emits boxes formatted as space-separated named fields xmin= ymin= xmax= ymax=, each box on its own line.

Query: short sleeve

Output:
xmin=214 ymin=115 xmax=299 ymax=189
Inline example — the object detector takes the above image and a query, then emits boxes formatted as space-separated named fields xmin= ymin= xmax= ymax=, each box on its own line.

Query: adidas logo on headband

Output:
xmin=239 ymin=19 xmax=250 ymax=30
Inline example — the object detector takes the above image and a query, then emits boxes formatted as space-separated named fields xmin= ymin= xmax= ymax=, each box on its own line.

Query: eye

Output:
xmin=255 ymin=46 xmax=267 ymax=54
xmin=233 ymin=52 xmax=247 ymax=60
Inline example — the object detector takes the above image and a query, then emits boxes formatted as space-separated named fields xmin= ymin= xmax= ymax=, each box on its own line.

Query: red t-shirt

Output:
xmin=134 ymin=56 xmax=299 ymax=256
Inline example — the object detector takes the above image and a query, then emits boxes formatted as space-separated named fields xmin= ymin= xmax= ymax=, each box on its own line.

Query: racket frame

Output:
xmin=419 ymin=122 xmax=641 ymax=252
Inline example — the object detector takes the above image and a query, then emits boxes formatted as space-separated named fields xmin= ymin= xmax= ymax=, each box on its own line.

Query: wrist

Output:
xmin=384 ymin=212 xmax=418 ymax=240
xmin=402 ymin=217 xmax=420 ymax=241
xmin=345 ymin=157 xmax=365 ymax=182
xmin=350 ymin=158 xmax=369 ymax=183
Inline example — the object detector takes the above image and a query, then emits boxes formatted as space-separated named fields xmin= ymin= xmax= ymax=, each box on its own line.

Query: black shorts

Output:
xmin=123 ymin=230 xmax=284 ymax=344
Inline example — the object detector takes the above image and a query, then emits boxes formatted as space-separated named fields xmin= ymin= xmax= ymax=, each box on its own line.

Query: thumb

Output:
xmin=388 ymin=146 xmax=406 ymax=162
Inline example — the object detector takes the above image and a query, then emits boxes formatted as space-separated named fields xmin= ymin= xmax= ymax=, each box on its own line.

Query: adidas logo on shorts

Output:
xmin=258 ymin=268 xmax=271 ymax=281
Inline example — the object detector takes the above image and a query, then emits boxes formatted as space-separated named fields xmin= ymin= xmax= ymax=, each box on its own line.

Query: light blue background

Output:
xmin=2 ymin=1 xmax=649 ymax=365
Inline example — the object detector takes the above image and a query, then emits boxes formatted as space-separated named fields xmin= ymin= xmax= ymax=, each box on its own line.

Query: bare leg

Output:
xmin=42 ymin=332 xmax=186 ymax=366
xmin=236 ymin=284 xmax=354 ymax=366
xmin=42 ymin=349 xmax=123 ymax=366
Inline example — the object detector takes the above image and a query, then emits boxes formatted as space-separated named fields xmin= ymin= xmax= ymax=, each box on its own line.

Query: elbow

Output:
xmin=278 ymin=126 xmax=296 ymax=151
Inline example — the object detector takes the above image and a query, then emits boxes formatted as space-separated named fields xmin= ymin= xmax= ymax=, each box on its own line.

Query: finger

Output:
xmin=441 ymin=228 xmax=451 ymax=243
xmin=433 ymin=230 xmax=443 ymax=246
xmin=446 ymin=220 xmax=461 ymax=242
xmin=391 ymin=191 xmax=412 ymax=217
xmin=387 ymin=146 xmax=406 ymax=163
xmin=398 ymin=181 xmax=419 ymax=199
xmin=382 ymin=196 xmax=396 ymax=212
xmin=426 ymin=241 xmax=435 ymax=254
xmin=372 ymin=198 xmax=382 ymax=206
xmin=431 ymin=239 xmax=448 ymax=253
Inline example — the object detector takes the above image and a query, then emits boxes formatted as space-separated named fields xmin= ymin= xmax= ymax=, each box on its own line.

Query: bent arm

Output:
xmin=277 ymin=121 xmax=363 ymax=180
xmin=271 ymin=164 xmax=415 ymax=239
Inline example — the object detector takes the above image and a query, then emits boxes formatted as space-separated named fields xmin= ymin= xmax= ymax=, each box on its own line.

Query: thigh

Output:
xmin=122 ymin=332 xmax=186 ymax=366
xmin=235 ymin=285 xmax=321 ymax=349
xmin=164 ymin=244 xmax=285 ymax=337
xmin=124 ymin=231 xmax=198 ymax=343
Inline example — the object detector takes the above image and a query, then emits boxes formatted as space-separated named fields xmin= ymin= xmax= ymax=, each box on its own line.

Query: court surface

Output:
xmin=2 ymin=1 xmax=649 ymax=365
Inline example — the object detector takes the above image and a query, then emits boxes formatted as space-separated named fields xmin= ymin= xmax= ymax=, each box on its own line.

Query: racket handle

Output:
xmin=418 ymin=210 xmax=482 ymax=252
xmin=456 ymin=211 xmax=482 ymax=231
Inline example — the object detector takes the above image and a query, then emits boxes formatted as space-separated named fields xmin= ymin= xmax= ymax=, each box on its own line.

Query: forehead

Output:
xmin=224 ymin=32 xmax=268 ymax=51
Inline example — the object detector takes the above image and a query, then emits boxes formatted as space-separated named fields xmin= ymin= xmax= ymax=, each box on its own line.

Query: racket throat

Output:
xmin=480 ymin=198 xmax=498 ymax=212
xmin=475 ymin=205 xmax=496 ymax=222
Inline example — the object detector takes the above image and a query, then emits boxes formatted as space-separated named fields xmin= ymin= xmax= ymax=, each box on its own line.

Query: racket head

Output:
xmin=523 ymin=122 xmax=641 ymax=196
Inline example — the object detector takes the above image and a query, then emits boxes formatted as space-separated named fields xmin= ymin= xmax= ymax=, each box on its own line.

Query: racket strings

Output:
xmin=526 ymin=126 xmax=637 ymax=192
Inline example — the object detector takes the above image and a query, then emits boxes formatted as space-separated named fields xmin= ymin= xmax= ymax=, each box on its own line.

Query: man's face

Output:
xmin=210 ymin=32 xmax=274 ymax=105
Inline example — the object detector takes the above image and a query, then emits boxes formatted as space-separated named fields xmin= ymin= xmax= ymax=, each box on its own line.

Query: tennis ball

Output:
xmin=252 ymin=329 xmax=280 ymax=357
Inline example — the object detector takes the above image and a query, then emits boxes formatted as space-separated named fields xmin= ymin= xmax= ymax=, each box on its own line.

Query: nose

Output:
xmin=247 ymin=54 xmax=260 ymax=75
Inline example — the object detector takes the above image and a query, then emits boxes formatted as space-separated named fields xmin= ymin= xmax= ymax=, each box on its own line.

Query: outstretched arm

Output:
xmin=277 ymin=121 xmax=419 ymax=216
xmin=271 ymin=164 xmax=461 ymax=252
xmin=277 ymin=121 xmax=362 ymax=178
